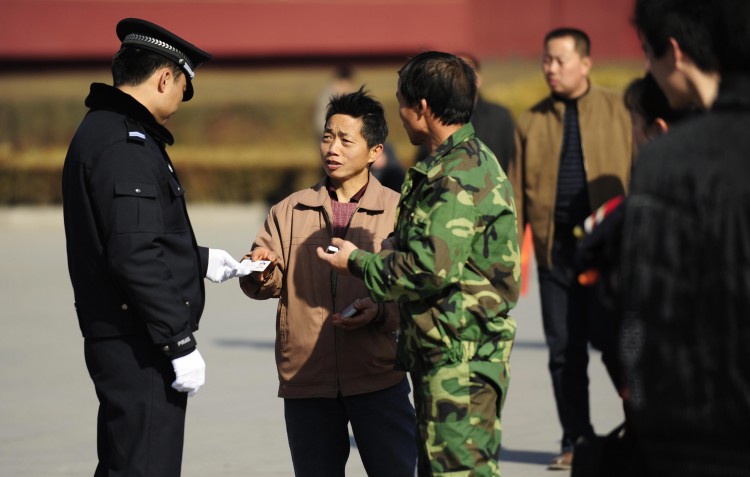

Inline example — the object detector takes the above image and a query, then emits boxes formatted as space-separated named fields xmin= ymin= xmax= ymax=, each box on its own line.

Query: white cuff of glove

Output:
xmin=171 ymin=349 xmax=206 ymax=397
xmin=206 ymin=248 xmax=241 ymax=283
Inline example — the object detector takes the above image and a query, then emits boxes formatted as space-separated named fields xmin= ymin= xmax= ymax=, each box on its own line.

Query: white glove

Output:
xmin=171 ymin=349 xmax=206 ymax=397
xmin=206 ymin=248 xmax=241 ymax=283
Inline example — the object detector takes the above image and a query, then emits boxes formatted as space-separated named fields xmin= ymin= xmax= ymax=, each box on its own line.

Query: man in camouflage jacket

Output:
xmin=318 ymin=51 xmax=520 ymax=477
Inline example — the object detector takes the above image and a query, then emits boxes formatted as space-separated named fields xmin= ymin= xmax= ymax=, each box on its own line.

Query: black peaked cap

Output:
xmin=116 ymin=18 xmax=212 ymax=101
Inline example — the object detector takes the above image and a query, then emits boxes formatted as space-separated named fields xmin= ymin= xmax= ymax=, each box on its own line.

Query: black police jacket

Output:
xmin=63 ymin=83 xmax=208 ymax=357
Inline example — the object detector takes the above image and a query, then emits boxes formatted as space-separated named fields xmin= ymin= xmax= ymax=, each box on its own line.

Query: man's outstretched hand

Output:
xmin=316 ymin=237 xmax=358 ymax=274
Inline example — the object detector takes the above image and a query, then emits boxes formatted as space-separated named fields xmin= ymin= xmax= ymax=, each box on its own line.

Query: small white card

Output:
xmin=235 ymin=260 xmax=271 ymax=276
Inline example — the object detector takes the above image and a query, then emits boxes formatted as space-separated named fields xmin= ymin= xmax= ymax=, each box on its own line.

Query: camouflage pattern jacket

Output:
xmin=349 ymin=124 xmax=521 ymax=382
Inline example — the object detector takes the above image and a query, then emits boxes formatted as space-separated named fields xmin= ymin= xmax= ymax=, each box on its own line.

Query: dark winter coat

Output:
xmin=63 ymin=83 xmax=208 ymax=358
xmin=620 ymin=74 xmax=750 ymax=472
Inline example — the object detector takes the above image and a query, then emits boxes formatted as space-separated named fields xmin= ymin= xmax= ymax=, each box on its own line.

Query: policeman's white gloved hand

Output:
xmin=171 ymin=349 xmax=206 ymax=397
xmin=206 ymin=248 xmax=241 ymax=283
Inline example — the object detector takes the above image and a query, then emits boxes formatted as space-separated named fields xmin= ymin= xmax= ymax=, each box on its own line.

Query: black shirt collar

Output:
xmin=325 ymin=176 xmax=368 ymax=203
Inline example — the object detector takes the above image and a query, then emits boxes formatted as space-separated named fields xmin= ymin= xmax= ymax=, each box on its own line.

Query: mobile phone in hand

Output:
xmin=340 ymin=303 xmax=358 ymax=318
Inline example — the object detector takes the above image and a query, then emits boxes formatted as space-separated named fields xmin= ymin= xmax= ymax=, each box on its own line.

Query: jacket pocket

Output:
xmin=114 ymin=181 xmax=160 ymax=233
xmin=161 ymin=177 xmax=189 ymax=232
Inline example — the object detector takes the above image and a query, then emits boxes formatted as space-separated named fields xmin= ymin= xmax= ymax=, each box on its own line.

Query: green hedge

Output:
xmin=0 ymin=166 xmax=63 ymax=205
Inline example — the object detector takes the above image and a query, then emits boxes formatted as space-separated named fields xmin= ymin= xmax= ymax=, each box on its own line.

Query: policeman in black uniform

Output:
xmin=62 ymin=18 xmax=243 ymax=477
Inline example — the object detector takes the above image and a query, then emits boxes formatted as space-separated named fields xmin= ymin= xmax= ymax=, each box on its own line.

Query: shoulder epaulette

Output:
xmin=124 ymin=118 xmax=147 ymax=144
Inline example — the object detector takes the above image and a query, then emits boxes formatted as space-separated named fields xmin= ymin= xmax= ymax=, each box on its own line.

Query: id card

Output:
xmin=236 ymin=259 xmax=271 ymax=275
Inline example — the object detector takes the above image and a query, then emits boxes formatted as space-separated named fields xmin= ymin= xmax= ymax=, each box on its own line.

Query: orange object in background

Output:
xmin=520 ymin=224 xmax=533 ymax=296
xmin=577 ymin=269 xmax=600 ymax=286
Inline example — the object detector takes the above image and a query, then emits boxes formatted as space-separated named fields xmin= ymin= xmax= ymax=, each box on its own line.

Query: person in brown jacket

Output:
xmin=507 ymin=27 xmax=633 ymax=470
xmin=239 ymin=87 xmax=416 ymax=477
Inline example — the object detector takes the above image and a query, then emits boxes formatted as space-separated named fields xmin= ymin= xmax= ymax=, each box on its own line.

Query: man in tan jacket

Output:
xmin=239 ymin=88 xmax=416 ymax=477
xmin=508 ymin=27 xmax=633 ymax=470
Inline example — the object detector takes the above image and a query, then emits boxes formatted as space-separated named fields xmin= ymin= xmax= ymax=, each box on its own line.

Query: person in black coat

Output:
xmin=62 ymin=18 xmax=245 ymax=477
xmin=621 ymin=1 xmax=750 ymax=475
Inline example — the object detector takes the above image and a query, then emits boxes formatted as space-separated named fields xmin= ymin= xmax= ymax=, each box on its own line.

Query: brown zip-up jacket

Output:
xmin=508 ymin=84 xmax=633 ymax=269
xmin=240 ymin=175 xmax=404 ymax=398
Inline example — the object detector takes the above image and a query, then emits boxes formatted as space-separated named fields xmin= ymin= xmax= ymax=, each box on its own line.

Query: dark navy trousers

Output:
xmin=284 ymin=377 xmax=417 ymax=477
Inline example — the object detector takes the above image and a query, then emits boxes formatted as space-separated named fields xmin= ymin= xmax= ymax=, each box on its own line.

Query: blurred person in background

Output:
xmin=574 ymin=72 xmax=688 ymax=319
xmin=370 ymin=141 xmax=406 ymax=192
xmin=624 ymin=73 xmax=691 ymax=153
xmin=62 ymin=18 xmax=246 ymax=477
xmin=507 ymin=27 xmax=633 ymax=470
xmin=240 ymin=87 xmax=416 ymax=477
xmin=620 ymin=0 xmax=750 ymax=474
xmin=317 ymin=51 xmax=520 ymax=477
xmin=313 ymin=65 xmax=356 ymax=135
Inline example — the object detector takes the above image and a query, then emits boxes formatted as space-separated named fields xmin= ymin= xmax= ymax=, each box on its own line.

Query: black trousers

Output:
xmin=284 ymin=377 xmax=417 ymax=477
xmin=84 ymin=334 xmax=188 ymax=477
xmin=538 ymin=231 xmax=622 ymax=451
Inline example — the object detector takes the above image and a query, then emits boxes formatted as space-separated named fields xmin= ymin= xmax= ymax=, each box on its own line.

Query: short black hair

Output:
xmin=545 ymin=28 xmax=591 ymax=57
xmin=624 ymin=73 xmax=688 ymax=126
xmin=397 ymin=51 xmax=476 ymax=126
xmin=112 ymin=46 xmax=183 ymax=88
xmin=325 ymin=86 xmax=388 ymax=148
xmin=632 ymin=0 xmax=719 ymax=73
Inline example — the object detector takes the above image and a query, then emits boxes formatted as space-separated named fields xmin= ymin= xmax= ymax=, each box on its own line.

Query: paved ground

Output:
xmin=0 ymin=205 xmax=624 ymax=476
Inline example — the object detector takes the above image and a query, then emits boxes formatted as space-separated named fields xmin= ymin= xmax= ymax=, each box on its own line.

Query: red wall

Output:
xmin=0 ymin=0 xmax=641 ymax=62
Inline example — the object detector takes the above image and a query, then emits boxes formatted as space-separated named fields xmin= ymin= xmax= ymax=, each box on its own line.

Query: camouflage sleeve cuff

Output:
xmin=347 ymin=249 xmax=368 ymax=278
